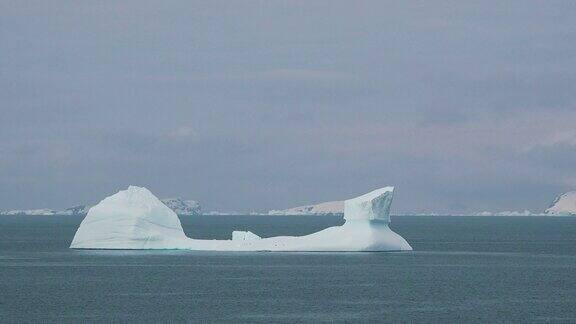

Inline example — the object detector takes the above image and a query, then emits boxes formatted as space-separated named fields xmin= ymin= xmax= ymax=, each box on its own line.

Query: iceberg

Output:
xmin=70 ymin=186 xmax=412 ymax=251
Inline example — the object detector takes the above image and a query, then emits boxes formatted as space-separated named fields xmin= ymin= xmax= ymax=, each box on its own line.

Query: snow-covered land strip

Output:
xmin=472 ymin=210 xmax=548 ymax=216
xmin=0 ymin=209 xmax=60 ymax=216
xmin=160 ymin=198 xmax=201 ymax=215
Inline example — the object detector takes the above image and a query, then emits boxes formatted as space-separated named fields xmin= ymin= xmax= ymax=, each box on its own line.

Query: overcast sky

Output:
xmin=1 ymin=1 xmax=575 ymax=213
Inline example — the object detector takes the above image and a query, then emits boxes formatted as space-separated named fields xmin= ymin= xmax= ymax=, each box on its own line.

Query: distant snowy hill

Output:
xmin=160 ymin=198 xmax=201 ymax=215
xmin=268 ymin=201 xmax=344 ymax=215
xmin=63 ymin=205 xmax=92 ymax=216
xmin=1 ymin=198 xmax=201 ymax=216
xmin=545 ymin=191 xmax=576 ymax=215
xmin=395 ymin=211 xmax=546 ymax=216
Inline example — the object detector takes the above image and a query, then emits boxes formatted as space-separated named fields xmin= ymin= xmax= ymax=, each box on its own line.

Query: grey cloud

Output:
xmin=1 ymin=1 xmax=575 ymax=212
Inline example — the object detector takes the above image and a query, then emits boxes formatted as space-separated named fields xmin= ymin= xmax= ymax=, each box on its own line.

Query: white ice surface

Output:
xmin=70 ymin=186 xmax=412 ymax=251
xmin=232 ymin=231 xmax=261 ymax=241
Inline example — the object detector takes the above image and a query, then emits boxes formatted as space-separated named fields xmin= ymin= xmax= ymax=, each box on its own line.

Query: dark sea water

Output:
xmin=1 ymin=215 xmax=576 ymax=323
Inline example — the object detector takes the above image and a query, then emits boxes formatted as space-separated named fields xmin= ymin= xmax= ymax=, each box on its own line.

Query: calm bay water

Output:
xmin=1 ymin=215 xmax=576 ymax=322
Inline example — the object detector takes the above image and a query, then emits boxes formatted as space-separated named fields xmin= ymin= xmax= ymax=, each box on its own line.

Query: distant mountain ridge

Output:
xmin=268 ymin=200 xmax=344 ymax=215
xmin=160 ymin=198 xmax=201 ymax=216
xmin=0 ymin=198 xmax=201 ymax=216
xmin=3 ymin=192 xmax=575 ymax=216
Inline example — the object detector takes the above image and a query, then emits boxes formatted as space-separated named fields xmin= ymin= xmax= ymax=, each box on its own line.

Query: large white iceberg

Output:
xmin=70 ymin=186 xmax=412 ymax=251
xmin=70 ymin=186 xmax=189 ymax=249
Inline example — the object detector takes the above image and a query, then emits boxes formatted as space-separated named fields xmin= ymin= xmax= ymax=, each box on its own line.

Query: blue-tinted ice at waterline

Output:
xmin=1 ymin=215 xmax=576 ymax=322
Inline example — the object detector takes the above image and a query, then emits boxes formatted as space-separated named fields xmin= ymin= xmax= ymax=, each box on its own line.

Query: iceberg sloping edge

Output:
xmin=70 ymin=186 xmax=412 ymax=252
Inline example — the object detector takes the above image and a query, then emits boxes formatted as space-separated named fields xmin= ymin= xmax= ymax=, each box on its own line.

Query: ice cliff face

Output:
xmin=344 ymin=187 xmax=394 ymax=222
xmin=160 ymin=198 xmax=201 ymax=215
xmin=70 ymin=186 xmax=189 ymax=249
xmin=70 ymin=185 xmax=412 ymax=251
xmin=546 ymin=191 xmax=576 ymax=215
xmin=268 ymin=201 xmax=344 ymax=215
